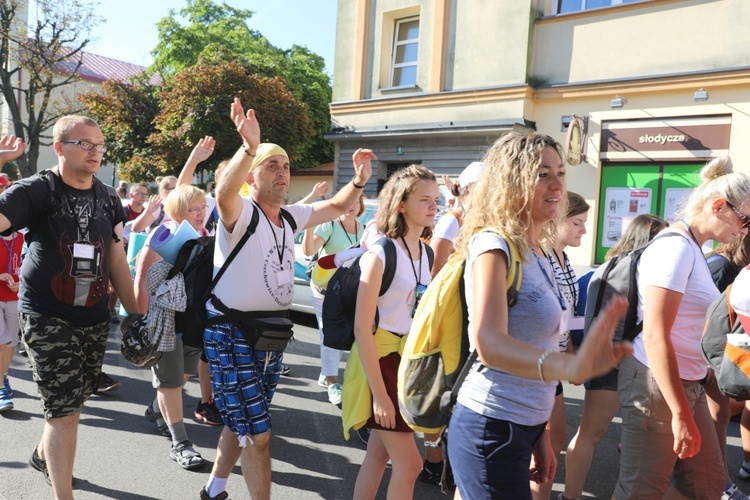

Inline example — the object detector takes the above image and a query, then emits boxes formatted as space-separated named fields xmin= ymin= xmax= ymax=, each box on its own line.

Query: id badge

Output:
xmin=411 ymin=284 xmax=427 ymax=318
xmin=558 ymin=308 xmax=571 ymax=337
xmin=277 ymin=270 xmax=291 ymax=286
xmin=73 ymin=243 xmax=95 ymax=260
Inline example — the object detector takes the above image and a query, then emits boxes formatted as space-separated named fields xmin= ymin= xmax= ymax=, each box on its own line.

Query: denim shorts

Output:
xmin=203 ymin=311 xmax=283 ymax=438
xmin=447 ymin=403 xmax=546 ymax=499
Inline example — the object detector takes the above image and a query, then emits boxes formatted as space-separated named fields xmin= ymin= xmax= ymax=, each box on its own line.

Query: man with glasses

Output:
xmin=0 ymin=115 xmax=141 ymax=497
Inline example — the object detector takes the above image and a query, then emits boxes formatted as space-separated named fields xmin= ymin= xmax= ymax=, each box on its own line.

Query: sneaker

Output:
xmin=3 ymin=374 xmax=11 ymax=396
xmin=280 ymin=364 xmax=291 ymax=376
xmin=0 ymin=386 xmax=13 ymax=412
xmin=740 ymin=465 xmax=750 ymax=481
xmin=317 ymin=373 xmax=328 ymax=387
xmin=418 ymin=460 xmax=442 ymax=486
xmin=200 ymin=486 xmax=229 ymax=500
xmin=145 ymin=404 xmax=172 ymax=438
xmin=95 ymin=372 xmax=121 ymax=394
xmin=109 ymin=309 xmax=120 ymax=324
xmin=29 ymin=448 xmax=76 ymax=487
xmin=170 ymin=440 xmax=206 ymax=470
xmin=723 ymin=483 xmax=749 ymax=500
xmin=194 ymin=399 xmax=223 ymax=426
xmin=354 ymin=427 xmax=370 ymax=445
xmin=328 ymin=383 xmax=343 ymax=406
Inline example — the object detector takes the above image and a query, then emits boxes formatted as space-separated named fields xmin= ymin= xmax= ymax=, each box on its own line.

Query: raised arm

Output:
xmin=0 ymin=135 xmax=25 ymax=165
xmin=177 ymin=136 xmax=215 ymax=187
xmin=296 ymin=181 xmax=330 ymax=205
xmin=129 ymin=193 xmax=162 ymax=233
xmin=305 ymin=148 xmax=374 ymax=229
xmin=216 ymin=98 xmax=260 ymax=233
xmin=301 ymin=226 xmax=326 ymax=256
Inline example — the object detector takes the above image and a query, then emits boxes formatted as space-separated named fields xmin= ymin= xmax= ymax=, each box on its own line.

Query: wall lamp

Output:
xmin=694 ymin=88 xmax=708 ymax=102
xmin=610 ymin=95 xmax=626 ymax=108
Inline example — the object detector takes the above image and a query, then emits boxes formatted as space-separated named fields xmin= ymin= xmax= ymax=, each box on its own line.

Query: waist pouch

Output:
xmin=210 ymin=297 xmax=294 ymax=352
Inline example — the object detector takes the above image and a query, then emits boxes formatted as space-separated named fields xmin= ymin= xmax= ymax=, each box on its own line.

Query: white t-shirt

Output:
xmin=635 ymin=228 xmax=718 ymax=380
xmin=432 ymin=212 xmax=460 ymax=243
xmin=367 ymin=239 xmax=432 ymax=335
xmin=211 ymin=199 xmax=312 ymax=311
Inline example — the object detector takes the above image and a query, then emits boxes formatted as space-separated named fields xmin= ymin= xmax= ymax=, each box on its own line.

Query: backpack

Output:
xmin=321 ymin=237 xmax=434 ymax=351
xmin=167 ymin=205 xmax=296 ymax=349
xmin=585 ymin=232 xmax=685 ymax=343
xmin=397 ymin=230 xmax=523 ymax=435
xmin=701 ymin=284 xmax=750 ymax=399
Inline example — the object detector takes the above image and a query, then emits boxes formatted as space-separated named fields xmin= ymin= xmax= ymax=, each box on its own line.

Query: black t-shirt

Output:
xmin=707 ymin=253 xmax=740 ymax=293
xmin=0 ymin=171 xmax=126 ymax=325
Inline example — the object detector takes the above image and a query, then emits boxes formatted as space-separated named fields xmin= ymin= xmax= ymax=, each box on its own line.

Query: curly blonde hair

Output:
xmin=375 ymin=164 xmax=437 ymax=239
xmin=454 ymin=132 xmax=565 ymax=260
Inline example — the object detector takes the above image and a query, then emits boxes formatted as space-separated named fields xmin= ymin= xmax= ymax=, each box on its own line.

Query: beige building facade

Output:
xmin=328 ymin=0 xmax=750 ymax=266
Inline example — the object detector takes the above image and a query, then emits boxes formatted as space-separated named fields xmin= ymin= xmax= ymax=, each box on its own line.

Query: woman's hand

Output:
xmin=567 ymin=296 xmax=632 ymax=384
xmin=372 ymin=392 xmax=396 ymax=429
xmin=672 ymin=412 xmax=701 ymax=459
xmin=529 ymin=429 xmax=556 ymax=484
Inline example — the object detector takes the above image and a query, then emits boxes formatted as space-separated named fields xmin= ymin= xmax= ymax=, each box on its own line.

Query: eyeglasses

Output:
xmin=187 ymin=204 xmax=209 ymax=214
xmin=725 ymin=200 xmax=750 ymax=229
xmin=133 ymin=192 xmax=149 ymax=197
xmin=60 ymin=140 xmax=108 ymax=153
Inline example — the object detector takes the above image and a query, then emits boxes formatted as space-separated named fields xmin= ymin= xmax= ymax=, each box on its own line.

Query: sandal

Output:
xmin=170 ymin=440 xmax=206 ymax=470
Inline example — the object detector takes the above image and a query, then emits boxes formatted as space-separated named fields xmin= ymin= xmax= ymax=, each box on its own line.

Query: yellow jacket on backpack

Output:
xmin=397 ymin=230 xmax=522 ymax=434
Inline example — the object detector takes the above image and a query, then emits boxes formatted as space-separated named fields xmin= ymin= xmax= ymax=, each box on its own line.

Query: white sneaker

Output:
xmin=723 ymin=483 xmax=749 ymax=500
xmin=328 ymin=383 xmax=342 ymax=405
xmin=317 ymin=374 xmax=328 ymax=388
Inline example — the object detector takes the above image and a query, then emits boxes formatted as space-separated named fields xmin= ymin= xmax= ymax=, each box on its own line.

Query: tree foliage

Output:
xmin=150 ymin=0 xmax=333 ymax=168
xmin=0 ymin=0 xmax=100 ymax=177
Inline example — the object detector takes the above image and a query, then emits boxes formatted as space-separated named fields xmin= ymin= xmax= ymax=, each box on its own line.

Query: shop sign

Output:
xmin=601 ymin=116 xmax=730 ymax=161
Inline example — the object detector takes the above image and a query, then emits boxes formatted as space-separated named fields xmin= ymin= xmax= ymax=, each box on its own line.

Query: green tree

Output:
xmin=0 ymin=0 xmax=100 ymax=178
xmin=150 ymin=0 xmax=333 ymax=168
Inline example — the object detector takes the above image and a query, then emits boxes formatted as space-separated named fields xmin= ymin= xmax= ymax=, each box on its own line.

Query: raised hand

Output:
xmin=0 ymin=135 xmax=25 ymax=164
xmin=148 ymin=194 xmax=163 ymax=215
xmin=189 ymin=136 xmax=215 ymax=164
xmin=230 ymin=97 xmax=260 ymax=151
xmin=313 ymin=181 xmax=330 ymax=198
xmin=351 ymin=148 xmax=375 ymax=185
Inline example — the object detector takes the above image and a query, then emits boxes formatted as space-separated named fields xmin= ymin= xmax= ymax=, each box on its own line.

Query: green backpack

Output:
xmin=397 ymin=230 xmax=523 ymax=434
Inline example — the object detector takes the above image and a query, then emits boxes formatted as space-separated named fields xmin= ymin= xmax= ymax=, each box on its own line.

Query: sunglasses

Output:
xmin=725 ymin=200 xmax=750 ymax=229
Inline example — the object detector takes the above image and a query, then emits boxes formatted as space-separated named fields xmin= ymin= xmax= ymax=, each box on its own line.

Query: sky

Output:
xmin=83 ymin=0 xmax=338 ymax=75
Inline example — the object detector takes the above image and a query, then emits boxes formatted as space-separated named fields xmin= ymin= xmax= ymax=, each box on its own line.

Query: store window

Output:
xmin=556 ymin=0 xmax=645 ymax=14
xmin=390 ymin=17 xmax=419 ymax=88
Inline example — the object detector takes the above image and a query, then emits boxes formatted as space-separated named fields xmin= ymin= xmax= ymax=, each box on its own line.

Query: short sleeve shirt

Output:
xmin=0 ymin=172 xmax=126 ymax=325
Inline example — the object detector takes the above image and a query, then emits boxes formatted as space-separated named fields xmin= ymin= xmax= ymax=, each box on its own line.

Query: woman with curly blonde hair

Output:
xmin=446 ymin=131 xmax=632 ymax=499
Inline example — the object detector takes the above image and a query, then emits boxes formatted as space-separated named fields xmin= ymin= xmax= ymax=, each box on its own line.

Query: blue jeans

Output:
xmin=447 ymin=403 xmax=546 ymax=499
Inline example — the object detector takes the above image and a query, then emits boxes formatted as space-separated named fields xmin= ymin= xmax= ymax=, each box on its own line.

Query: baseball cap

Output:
xmin=457 ymin=162 xmax=484 ymax=188
xmin=730 ymin=265 xmax=750 ymax=333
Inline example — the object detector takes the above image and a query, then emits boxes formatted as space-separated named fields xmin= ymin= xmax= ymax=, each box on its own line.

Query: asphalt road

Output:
xmin=1 ymin=311 xmax=748 ymax=499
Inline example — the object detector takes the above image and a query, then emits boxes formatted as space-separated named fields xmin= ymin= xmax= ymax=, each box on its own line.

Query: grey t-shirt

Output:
xmin=457 ymin=232 xmax=562 ymax=426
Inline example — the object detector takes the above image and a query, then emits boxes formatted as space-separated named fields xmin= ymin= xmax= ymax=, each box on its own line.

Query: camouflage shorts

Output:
xmin=20 ymin=313 xmax=110 ymax=419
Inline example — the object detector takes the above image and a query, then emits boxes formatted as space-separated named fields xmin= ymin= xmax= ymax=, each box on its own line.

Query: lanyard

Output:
xmin=60 ymin=179 xmax=98 ymax=241
xmin=254 ymin=201 xmax=287 ymax=271
xmin=339 ymin=219 xmax=357 ymax=245
xmin=535 ymin=250 xmax=567 ymax=311
xmin=1 ymin=234 xmax=14 ymax=275
xmin=401 ymin=236 xmax=423 ymax=287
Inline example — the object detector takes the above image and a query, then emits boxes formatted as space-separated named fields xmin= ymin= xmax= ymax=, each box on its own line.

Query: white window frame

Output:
xmin=389 ymin=16 xmax=419 ymax=89
xmin=554 ymin=0 xmax=646 ymax=15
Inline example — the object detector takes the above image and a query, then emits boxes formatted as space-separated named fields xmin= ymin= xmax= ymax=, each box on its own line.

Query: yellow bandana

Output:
xmin=250 ymin=143 xmax=288 ymax=172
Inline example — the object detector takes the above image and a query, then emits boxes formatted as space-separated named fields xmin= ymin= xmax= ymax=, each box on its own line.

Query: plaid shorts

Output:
xmin=204 ymin=311 xmax=284 ymax=438
xmin=20 ymin=313 xmax=110 ymax=419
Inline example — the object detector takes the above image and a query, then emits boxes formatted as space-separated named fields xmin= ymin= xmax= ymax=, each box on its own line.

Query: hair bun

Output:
xmin=700 ymin=155 xmax=733 ymax=182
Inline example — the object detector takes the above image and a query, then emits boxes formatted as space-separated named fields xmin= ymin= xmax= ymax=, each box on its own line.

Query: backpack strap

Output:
xmin=280 ymin=207 xmax=297 ymax=233
xmin=375 ymin=237 xmax=398 ymax=295
xmin=727 ymin=283 xmax=736 ymax=330
xmin=207 ymin=204 xmax=260 ymax=295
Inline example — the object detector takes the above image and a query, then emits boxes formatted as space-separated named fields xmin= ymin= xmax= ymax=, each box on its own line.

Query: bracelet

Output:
xmin=243 ymin=145 xmax=255 ymax=157
xmin=352 ymin=179 xmax=366 ymax=189
xmin=537 ymin=348 xmax=556 ymax=384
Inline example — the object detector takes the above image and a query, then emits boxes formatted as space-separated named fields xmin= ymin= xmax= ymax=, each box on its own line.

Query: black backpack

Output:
xmin=586 ymin=232 xmax=687 ymax=343
xmin=321 ymin=238 xmax=433 ymax=351
xmin=167 ymin=205 xmax=296 ymax=348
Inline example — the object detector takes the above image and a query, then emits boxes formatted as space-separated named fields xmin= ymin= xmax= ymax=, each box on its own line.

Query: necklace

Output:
xmin=551 ymin=248 xmax=577 ymax=309
xmin=254 ymin=201 xmax=286 ymax=270
xmin=339 ymin=219 xmax=357 ymax=245
xmin=401 ymin=236 xmax=426 ymax=317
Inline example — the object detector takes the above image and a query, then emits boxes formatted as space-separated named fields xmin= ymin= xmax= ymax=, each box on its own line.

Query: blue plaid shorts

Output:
xmin=203 ymin=311 xmax=284 ymax=437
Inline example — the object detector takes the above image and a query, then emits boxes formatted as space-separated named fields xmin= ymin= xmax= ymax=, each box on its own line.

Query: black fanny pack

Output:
xmin=210 ymin=297 xmax=294 ymax=352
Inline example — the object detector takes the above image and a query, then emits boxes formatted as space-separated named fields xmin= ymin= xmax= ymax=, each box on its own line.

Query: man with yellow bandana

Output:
xmin=199 ymin=98 xmax=375 ymax=500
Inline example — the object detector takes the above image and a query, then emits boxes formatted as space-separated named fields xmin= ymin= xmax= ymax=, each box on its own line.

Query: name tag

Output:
xmin=277 ymin=271 xmax=291 ymax=286
xmin=73 ymin=243 xmax=95 ymax=260
xmin=558 ymin=309 xmax=571 ymax=337
xmin=569 ymin=316 xmax=585 ymax=330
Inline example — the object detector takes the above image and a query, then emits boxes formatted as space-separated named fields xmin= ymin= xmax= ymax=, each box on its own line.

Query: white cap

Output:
xmin=457 ymin=162 xmax=485 ymax=188
xmin=730 ymin=264 xmax=750 ymax=332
